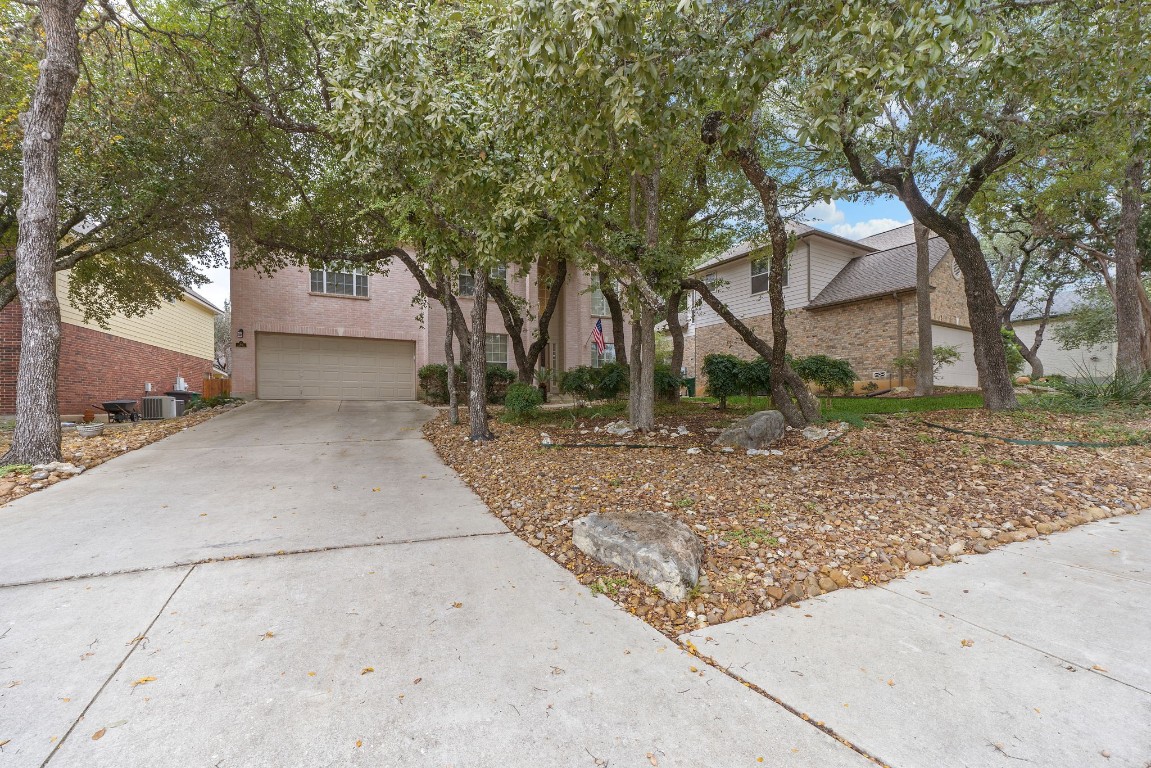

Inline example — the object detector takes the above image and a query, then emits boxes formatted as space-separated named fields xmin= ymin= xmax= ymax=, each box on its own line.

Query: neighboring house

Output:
xmin=1011 ymin=292 xmax=1117 ymax=378
xmin=230 ymin=249 xmax=629 ymax=400
xmin=684 ymin=223 xmax=979 ymax=391
xmin=0 ymin=270 xmax=220 ymax=416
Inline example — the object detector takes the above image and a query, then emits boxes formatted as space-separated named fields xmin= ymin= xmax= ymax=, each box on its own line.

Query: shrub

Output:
xmin=891 ymin=345 xmax=962 ymax=379
xmin=792 ymin=354 xmax=857 ymax=395
xmin=1002 ymin=329 xmax=1026 ymax=378
xmin=654 ymin=364 xmax=682 ymax=401
xmin=596 ymin=362 xmax=629 ymax=399
xmin=1052 ymin=369 xmax=1151 ymax=406
xmin=701 ymin=353 xmax=744 ymax=409
xmin=560 ymin=366 xmax=598 ymax=402
xmin=738 ymin=356 xmax=773 ymax=397
xmin=417 ymin=364 xmax=466 ymax=404
xmin=503 ymin=382 xmax=544 ymax=421
xmin=485 ymin=365 xmax=517 ymax=404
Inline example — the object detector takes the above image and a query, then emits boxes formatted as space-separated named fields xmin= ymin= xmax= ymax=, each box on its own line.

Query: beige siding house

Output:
xmin=685 ymin=224 xmax=979 ymax=392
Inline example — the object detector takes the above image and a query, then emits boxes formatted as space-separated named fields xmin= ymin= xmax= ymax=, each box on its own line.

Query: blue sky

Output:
xmin=193 ymin=197 xmax=911 ymax=308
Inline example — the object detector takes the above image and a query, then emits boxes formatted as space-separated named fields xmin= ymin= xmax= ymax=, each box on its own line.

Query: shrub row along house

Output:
xmin=0 ymin=271 xmax=221 ymax=417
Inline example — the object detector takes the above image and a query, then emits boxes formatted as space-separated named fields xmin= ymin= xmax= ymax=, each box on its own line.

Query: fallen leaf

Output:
xmin=647 ymin=753 xmax=658 ymax=766
xmin=361 ymin=667 xmax=374 ymax=675
xmin=451 ymin=602 xmax=463 ymax=609
xmin=355 ymin=740 xmax=362 ymax=748
xmin=960 ymin=638 xmax=974 ymax=648
xmin=1092 ymin=665 xmax=1109 ymax=672
xmin=92 ymin=728 xmax=106 ymax=740
xmin=413 ymin=677 xmax=422 ymax=684
xmin=887 ymin=679 xmax=895 ymax=686
xmin=372 ymin=488 xmax=380 ymax=492
xmin=307 ymin=672 xmax=316 ymax=677
xmin=689 ymin=666 xmax=698 ymax=673
xmin=0 ymin=740 xmax=9 ymax=748
xmin=261 ymin=631 xmax=274 ymax=640
xmin=130 ymin=677 xmax=156 ymax=687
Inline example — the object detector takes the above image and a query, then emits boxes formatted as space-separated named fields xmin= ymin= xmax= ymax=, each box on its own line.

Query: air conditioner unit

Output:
xmin=142 ymin=396 xmax=177 ymax=420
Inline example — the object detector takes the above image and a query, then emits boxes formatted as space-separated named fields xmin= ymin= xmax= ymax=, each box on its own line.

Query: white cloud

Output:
xmin=194 ymin=264 xmax=231 ymax=310
xmin=805 ymin=199 xmax=845 ymax=227
xmin=831 ymin=218 xmax=911 ymax=241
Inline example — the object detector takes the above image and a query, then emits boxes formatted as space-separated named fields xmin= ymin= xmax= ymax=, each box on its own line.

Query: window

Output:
xmin=703 ymin=271 xmax=718 ymax=288
xmin=750 ymin=257 xmax=787 ymax=294
xmin=486 ymin=333 xmax=508 ymax=367
xmin=590 ymin=342 xmax=616 ymax=368
xmin=591 ymin=283 xmax=610 ymax=316
xmin=310 ymin=268 xmax=367 ymax=297
xmin=489 ymin=264 xmax=507 ymax=282
xmin=457 ymin=270 xmax=475 ymax=297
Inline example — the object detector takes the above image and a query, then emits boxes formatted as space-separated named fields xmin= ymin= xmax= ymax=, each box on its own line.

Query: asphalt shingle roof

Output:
xmin=807 ymin=237 xmax=950 ymax=309
xmin=857 ymin=223 xmax=917 ymax=250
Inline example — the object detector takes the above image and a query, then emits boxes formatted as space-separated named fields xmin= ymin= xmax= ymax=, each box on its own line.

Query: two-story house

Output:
xmin=229 ymin=251 xmax=629 ymax=400
xmin=683 ymin=223 xmax=979 ymax=391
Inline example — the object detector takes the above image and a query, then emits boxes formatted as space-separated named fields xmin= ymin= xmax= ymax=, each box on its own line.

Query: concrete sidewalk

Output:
xmin=683 ymin=515 xmax=1151 ymax=768
xmin=0 ymin=401 xmax=869 ymax=767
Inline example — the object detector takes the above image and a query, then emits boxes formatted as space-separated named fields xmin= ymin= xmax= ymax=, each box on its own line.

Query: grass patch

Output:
xmin=0 ymin=464 xmax=32 ymax=477
xmin=589 ymin=576 xmax=630 ymax=597
xmin=723 ymin=528 xmax=779 ymax=547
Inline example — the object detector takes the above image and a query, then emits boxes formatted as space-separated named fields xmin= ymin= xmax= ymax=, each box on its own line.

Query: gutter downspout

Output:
xmin=805 ymin=241 xmax=812 ymax=303
xmin=894 ymin=292 xmax=904 ymax=386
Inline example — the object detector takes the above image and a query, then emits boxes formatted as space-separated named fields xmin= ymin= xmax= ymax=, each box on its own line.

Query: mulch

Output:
xmin=425 ymin=402 xmax=1151 ymax=639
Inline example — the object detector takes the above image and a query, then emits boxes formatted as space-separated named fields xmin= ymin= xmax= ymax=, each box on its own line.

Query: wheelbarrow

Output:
xmin=94 ymin=400 xmax=141 ymax=423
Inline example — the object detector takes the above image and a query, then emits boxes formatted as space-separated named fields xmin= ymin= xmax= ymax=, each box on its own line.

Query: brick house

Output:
xmin=230 ymin=249 xmax=630 ymax=400
xmin=0 ymin=271 xmax=220 ymax=417
xmin=684 ymin=223 xmax=978 ymax=392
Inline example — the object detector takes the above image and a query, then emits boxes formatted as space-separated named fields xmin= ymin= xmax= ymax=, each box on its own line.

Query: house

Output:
xmin=1011 ymin=292 xmax=1116 ymax=378
xmin=0 ymin=270 xmax=221 ymax=416
xmin=683 ymin=223 xmax=979 ymax=391
xmin=229 ymin=250 xmax=629 ymax=400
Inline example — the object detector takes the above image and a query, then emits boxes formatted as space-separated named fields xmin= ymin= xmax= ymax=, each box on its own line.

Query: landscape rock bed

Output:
xmin=0 ymin=404 xmax=242 ymax=506
xmin=425 ymin=404 xmax=1151 ymax=639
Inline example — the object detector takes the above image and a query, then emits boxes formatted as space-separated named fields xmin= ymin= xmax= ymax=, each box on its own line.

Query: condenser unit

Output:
xmin=141 ymin=396 xmax=177 ymax=420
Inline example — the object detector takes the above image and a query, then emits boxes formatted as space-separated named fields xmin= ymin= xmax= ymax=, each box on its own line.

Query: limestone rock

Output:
xmin=572 ymin=510 xmax=704 ymax=602
xmin=713 ymin=410 xmax=786 ymax=450
xmin=603 ymin=421 xmax=634 ymax=437
xmin=801 ymin=426 xmax=830 ymax=441
xmin=905 ymin=549 xmax=931 ymax=567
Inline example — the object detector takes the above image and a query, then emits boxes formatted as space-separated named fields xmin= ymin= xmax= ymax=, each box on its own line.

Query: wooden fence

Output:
xmin=202 ymin=378 xmax=232 ymax=399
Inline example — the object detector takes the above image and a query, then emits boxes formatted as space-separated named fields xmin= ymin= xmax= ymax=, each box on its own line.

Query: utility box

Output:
xmin=141 ymin=396 xmax=178 ymax=420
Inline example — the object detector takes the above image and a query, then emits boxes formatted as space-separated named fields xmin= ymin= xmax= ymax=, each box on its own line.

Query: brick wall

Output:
xmin=0 ymin=302 xmax=213 ymax=416
xmin=929 ymin=254 xmax=971 ymax=328
xmin=691 ymin=295 xmax=919 ymax=394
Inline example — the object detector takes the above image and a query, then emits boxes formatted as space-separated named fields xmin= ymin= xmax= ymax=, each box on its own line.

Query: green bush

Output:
xmin=891 ymin=345 xmax=962 ymax=379
xmin=418 ymin=363 xmax=513 ymax=404
xmin=1002 ymin=329 xmax=1026 ymax=378
xmin=596 ymin=362 xmax=630 ymax=399
xmin=792 ymin=354 xmax=857 ymax=395
xmin=187 ymin=394 xmax=243 ymax=411
xmin=701 ymin=353 xmax=744 ymax=409
xmin=739 ymin=356 xmax=773 ymax=396
xmin=417 ymin=364 xmax=466 ymax=404
xmin=654 ymin=364 xmax=683 ymax=401
xmin=485 ymin=365 xmax=517 ymax=404
xmin=503 ymin=382 xmax=544 ymax=420
xmin=1051 ymin=369 xmax=1151 ymax=406
xmin=560 ymin=366 xmax=598 ymax=401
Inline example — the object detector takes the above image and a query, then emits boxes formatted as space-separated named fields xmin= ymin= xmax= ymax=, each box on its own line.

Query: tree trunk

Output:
xmin=914 ymin=222 xmax=934 ymax=396
xmin=634 ymin=304 xmax=656 ymax=431
xmin=1114 ymin=151 xmax=1149 ymax=378
xmin=436 ymin=269 xmax=459 ymax=425
xmin=2 ymin=0 xmax=84 ymax=466
xmin=682 ymin=276 xmax=818 ymax=425
xmin=489 ymin=258 xmax=568 ymax=383
xmin=665 ymin=289 xmax=685 ymax=403
xmin=600 ymin=270 xmax=628 ymax=366
xmin=627 ymin=316 xmax=642 ymax=423
xmin=467 ymin=270 xmax=493 ymax=441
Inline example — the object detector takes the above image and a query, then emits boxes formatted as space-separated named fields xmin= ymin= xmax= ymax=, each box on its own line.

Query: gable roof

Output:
xmin=807 ymin=237 xmax=951 ymax=309
xmin=695 ymin=223 xmax=872 ymax=273
xmin=182 ymin=286 xmax=225 ymax=315
xmin=1012 ymin=291 xmax=1084 ymax=323
xmin=857 ymin=223 xmax=917 ymax=250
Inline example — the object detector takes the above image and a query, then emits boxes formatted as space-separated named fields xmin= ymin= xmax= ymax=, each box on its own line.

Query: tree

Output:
xmin=214 ymin=300 xmax=231 ymax=373
xmin=2 ymin=0 xmax=86 ymax=465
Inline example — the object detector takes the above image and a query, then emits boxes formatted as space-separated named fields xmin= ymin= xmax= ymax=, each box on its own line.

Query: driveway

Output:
xmin=0 ymin=401 xmax=870 ymax=768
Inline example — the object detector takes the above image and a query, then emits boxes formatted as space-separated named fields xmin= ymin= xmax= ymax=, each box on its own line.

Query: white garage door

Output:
xmin=931 ymin=325 xmax=979 ymax=388
xmin=256 ymin=333 xmax=415 ymax=400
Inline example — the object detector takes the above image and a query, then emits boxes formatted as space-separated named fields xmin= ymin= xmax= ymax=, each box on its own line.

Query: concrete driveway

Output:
xmin=0 ymin=401 xmax=870 ymax=768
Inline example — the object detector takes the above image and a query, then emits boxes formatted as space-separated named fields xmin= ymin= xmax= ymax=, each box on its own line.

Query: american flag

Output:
xmin=591 ymin=318 xmax=606 ymax=354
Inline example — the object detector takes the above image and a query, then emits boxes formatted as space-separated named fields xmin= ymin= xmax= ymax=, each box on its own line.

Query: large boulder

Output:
xmin=712 ymin=409 xmax=786 ymax=450
xmin=571 ymin=510 xmax=704 ymax=602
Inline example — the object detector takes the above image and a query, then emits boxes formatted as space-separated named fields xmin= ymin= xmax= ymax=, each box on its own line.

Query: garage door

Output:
xmin=931 ymin=325 xmax=979 ymax=388
xmin=256 ymin=333 xmax=415 ymax=400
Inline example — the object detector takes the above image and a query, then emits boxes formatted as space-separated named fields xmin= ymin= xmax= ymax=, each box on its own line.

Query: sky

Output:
xmin=191 ymin=197 xmax=911 ymax=308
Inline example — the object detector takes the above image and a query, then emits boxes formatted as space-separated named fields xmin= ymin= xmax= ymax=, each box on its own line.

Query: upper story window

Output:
xmin=591 ymin=283 xmax=610 ymax=316
xmin=311 ymin=268 xmax=367 ymax=297
xmin=457 ymin=266 xmax=506 ymax=297
xmin=703 ymin=272 xmax=718 ymax=288
xmin=486 ymin=333 xmax=508 ymax=367
xmin=750 ymin=256 xmax=787 ymax=294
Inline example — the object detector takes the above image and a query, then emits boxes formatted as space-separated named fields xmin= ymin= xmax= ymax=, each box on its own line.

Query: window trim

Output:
xmin=310 ymin=267 xmax=368 ymax=298
xmin=485 ymin=332 xmax=509 ymax=368
xmin=750 ymin=256 xmax=787 ymax=294
xmin=590 ymin=341 xmax=616 ymax=368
